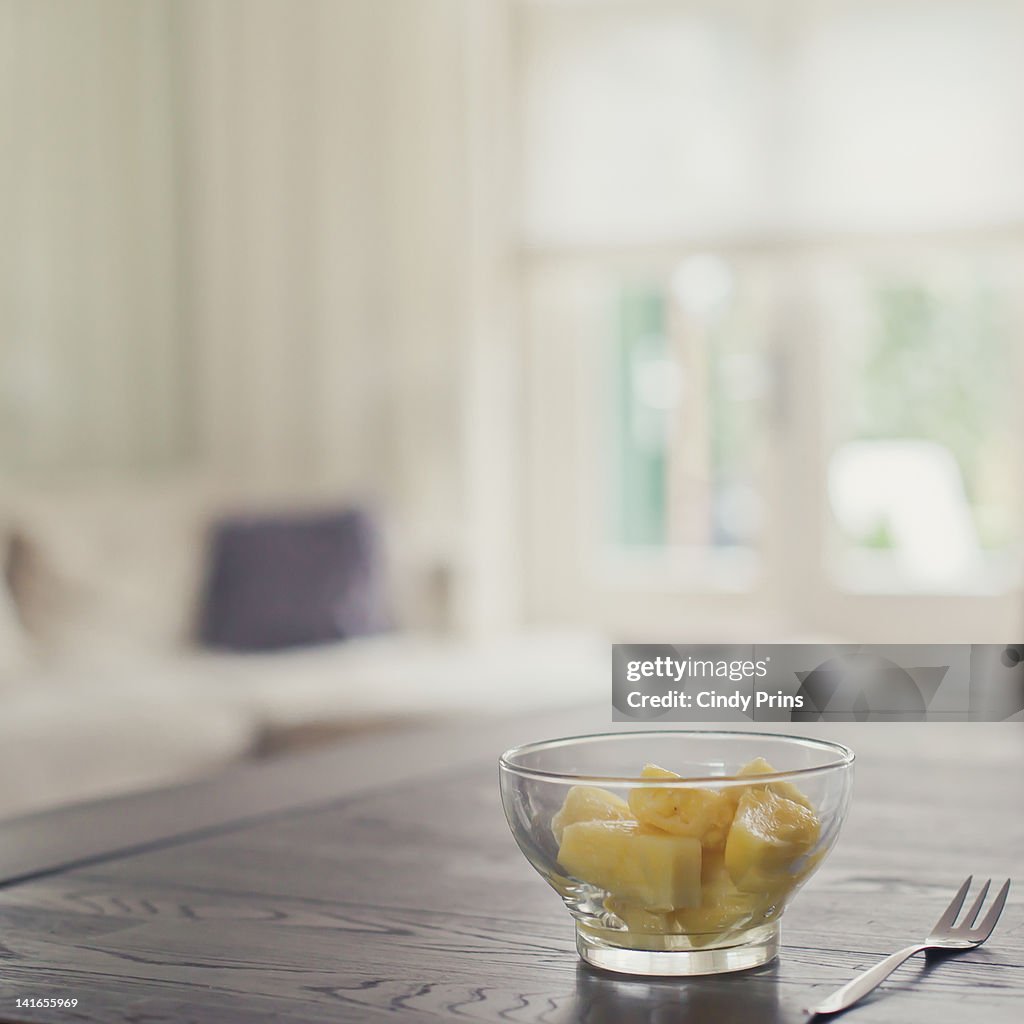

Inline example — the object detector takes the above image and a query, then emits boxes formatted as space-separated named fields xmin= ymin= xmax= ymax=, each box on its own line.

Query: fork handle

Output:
xmin=811 ymin=944 xmax=929 ymax=1015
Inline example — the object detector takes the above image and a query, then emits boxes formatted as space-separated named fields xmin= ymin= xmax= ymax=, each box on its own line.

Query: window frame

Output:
xmin=520 ymin=230 xmax=1024 ymax=641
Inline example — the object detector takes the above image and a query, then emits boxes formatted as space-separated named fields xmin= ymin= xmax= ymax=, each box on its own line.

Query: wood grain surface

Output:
xmin=0 ymin=714 xmax=1020 ymax=1023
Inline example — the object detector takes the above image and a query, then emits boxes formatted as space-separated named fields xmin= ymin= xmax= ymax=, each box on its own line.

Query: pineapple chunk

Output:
xmin=604 ymin=896 xmax=680 ymax=936
xmin=724 ymin=788 xmax=820 ymax=894
xmin=672 ymin=857 xmax=777 ymax=937
xmin=731 ymin=757 xmax=814 ymax=810
xmin=551 ymin=785 xmax=632 ymax=844
xmin=628 ymin=764 xmax=735 ymax=851
xmin=558 ymin=819 xmax=703 ymax=910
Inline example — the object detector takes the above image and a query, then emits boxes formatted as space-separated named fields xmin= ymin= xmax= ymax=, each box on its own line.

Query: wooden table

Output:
xmin=0 ymin=708 xmax=1021 ymax=1023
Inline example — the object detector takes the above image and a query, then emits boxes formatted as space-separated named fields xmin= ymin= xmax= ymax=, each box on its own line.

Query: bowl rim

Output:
xmin=499 ymin=729 xmax=855 ymax=785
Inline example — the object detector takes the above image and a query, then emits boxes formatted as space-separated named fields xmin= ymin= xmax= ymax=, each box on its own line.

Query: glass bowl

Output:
xmin=499 ymin=730 xmax=854 ymax=976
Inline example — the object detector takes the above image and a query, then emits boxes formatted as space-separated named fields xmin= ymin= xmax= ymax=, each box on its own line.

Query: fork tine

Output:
xmin=971 ymin=879 xmax=1011 ymax=941
xmin=961 ymin=879 xmax=991 ymax=928
xmin=932 ymin=875 xmax=973 ymax=932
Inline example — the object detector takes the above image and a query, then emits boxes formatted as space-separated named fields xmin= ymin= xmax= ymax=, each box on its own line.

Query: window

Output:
xmin=823 ymin=251 xmax=1023 ymax=593
xmin=606 ymin=260 xmax=769 ymax=576
xmin=518 ymin=0 xmax=1024 ymax=638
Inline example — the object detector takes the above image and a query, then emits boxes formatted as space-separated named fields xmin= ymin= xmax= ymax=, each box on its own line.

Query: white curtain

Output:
xmin=0 ymin=0 xmax=182 ymax=473
xmin=178 ymin=0 xmax=468 ymax=504
xmin=0 ymin=0 xmax=518 ymax=632
xmin=176 ymin=0 xmax=516 ymax=630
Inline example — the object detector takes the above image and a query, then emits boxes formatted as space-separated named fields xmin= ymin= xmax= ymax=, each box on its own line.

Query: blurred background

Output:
xmin=2 ymin=0 xmax=1023 ymax=816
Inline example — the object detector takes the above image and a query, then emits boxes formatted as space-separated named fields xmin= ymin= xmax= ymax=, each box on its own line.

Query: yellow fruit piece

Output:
xmin=731 ymin=757 xmax=814 ymax=810
xmin=724 ymin=788 xmax=820 ymax=894
xmin=701 ymin=848 xmax=728 ymax=885
xmin=558 ymin=819 xmax=703 ymax=910
xmin=604 ymin=896 xmax=680 ymax=936
xmin=672 ymin=857 xmax=777 ymax=937
xmin=551 ymin=785 xmax=632 ymax=844
xmin=628 ymin=764 xmax=735 ymax=851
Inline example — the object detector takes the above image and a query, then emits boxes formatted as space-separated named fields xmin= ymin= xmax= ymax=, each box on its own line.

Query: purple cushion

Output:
xmin=198 ymin=508 xmax=391 ymax=651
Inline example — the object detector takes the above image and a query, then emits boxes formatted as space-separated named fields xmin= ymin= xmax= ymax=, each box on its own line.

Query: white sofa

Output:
xmin=0 ymin=477 xmax=607 ymax=820
xmin=0 ymin=630 xmax=607 ymax=820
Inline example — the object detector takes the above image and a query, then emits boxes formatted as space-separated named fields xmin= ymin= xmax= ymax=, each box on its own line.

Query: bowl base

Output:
xmin=575 ymin=920 xmax=779 ymax=977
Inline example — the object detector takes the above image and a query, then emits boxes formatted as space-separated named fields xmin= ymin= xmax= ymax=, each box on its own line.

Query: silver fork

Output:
xmin=809 ymin=876 xmax=1011 ymax=1016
